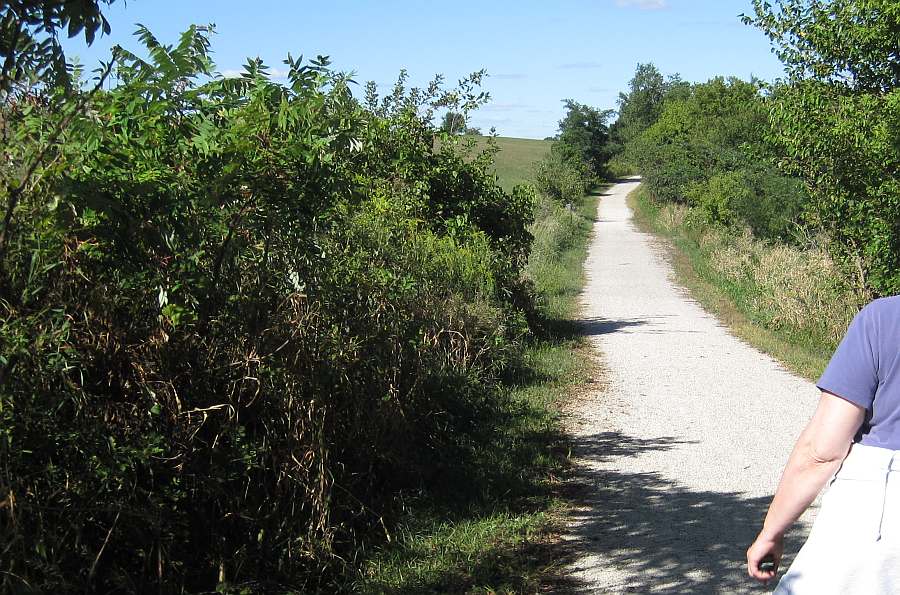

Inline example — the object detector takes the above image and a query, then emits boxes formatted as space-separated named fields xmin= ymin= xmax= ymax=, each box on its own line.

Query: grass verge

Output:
xmin=628 ymin=186 xmax=834 ymax=380
xmin=353 ymin=192 xmax=601 ymax=594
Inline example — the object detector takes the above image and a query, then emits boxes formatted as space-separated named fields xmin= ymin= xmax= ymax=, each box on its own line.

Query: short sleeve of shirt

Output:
xmin=817 ymin=307 xmax=879 ymax=410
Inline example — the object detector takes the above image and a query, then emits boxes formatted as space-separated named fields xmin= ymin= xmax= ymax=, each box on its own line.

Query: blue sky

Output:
xmin=64 ymin=0 xmax=786 ymax=139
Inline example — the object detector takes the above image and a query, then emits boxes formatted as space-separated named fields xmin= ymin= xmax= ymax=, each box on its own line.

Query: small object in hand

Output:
xmin=760 ymin=554 xmax=776 ymax=573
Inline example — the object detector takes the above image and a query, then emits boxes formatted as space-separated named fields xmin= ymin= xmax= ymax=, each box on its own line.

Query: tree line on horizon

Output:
xmin=542 ymin=0 xmax=898 ymax=304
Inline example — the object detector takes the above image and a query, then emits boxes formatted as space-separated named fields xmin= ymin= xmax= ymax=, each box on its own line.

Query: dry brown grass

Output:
xmin=630 ymin=189 xmax=862 ymax=380
xmin=701 ymin=227 xmax=860 ymax=346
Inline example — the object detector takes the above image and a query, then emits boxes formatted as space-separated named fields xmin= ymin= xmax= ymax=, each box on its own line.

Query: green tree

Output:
xmin=613 ymin=63 xmax=668 ymax=145
xmin=440 ymin=110 xmax=466 ymax=134
xmin=746 ymin=0 xmax=900 ymax=294
xmin=625 ymin=75 xmax=808 ymax=239
xmin=555 ymin=99 xmax=614 ymax=178
xmin=627 ymin=77 xmax=768 ymax=201
xmin=610 ymin=63 xmax=691 ymax=167
xmin=745 ymin=0 xmax=900 ymax=92
xmin=0 ymin=0 xmax=118 ymax=93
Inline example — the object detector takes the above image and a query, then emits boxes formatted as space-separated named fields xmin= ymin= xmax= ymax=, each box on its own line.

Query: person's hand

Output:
xmin=747 ymin=532 xmax=784 ymax=584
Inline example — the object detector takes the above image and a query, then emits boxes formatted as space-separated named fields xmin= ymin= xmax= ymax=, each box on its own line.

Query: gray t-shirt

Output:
xmin=818 ymin=296 xmax=900 ymax=449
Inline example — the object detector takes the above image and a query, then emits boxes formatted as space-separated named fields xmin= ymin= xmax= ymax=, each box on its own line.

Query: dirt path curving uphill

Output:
xmin=563 ymin=179 xmax=820 ymax=594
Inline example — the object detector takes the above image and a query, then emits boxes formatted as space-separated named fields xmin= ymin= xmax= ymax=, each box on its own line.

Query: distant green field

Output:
xmin=477 ymin=136 xmax=554 ymax=191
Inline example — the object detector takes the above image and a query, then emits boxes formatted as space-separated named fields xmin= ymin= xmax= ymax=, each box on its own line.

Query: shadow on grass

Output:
xmin=560 ymin=430 xmax=805 ymax=594
xmin=394 ymin=423 xmax=796 ymax=594
xmin=359 ymin=181 xmax=768 ymax=593
xmin=355 ymin=328 xmax=586 ymax=593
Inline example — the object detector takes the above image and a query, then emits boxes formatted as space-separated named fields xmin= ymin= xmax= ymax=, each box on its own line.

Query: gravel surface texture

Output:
xmin=564 ymin=179 xmax=821 ymax=594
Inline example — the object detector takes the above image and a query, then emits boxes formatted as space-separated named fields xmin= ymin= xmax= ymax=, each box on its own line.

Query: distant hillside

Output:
xmin=476 ymin=136 xmax=554 ymax=191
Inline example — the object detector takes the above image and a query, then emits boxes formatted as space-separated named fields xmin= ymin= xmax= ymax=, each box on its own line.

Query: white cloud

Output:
xmin=615 ymin=0 xmax=668 ymax=9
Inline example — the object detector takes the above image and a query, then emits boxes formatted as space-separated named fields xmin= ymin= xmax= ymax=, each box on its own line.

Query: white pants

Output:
xmin=775 ymin=443 xmax=900 ymax=594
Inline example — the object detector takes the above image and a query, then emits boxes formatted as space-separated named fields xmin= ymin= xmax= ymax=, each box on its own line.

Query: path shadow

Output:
xmin=573 ymin=431 xmax=695 ymax=461
xmin=561 ymin=431 xmax=805 ymax=594
xmin=594 ymin=178 xmax=641 ymax=189
xmin=578 ymin=317 xmax=648 ymax=336
xmin=577 ymin=316 xmax=703 ymax=337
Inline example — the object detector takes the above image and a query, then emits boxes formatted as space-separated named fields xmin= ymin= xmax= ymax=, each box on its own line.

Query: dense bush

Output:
xmin=627 ymin=136 xmax=723 ymax=204
xmin=533 ymin=147 xmax=590 ymax=206
xmin=767 ymin=83 xmax=900 ymax=293
xmin=624 ymin=74 xmax=810 ymax=242
xmin=605 ymin=153 xmax=636 ymax=179
xmin=747 ymin=0 xmax=900 ymax=295
xmin=686 ymin=170 xmax=750 ymax=227
xmin=686 ymin=167 xmax=807 ymax=241
xmin=0 ymin=27 xmax=535 ymax=592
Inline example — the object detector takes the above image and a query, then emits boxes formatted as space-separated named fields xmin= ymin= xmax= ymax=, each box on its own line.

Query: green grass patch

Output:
xmin=629 ymin=186 xmax=832 ymax=380
xmin=436 ymin=135 xmax=552 ymax=191
xmin=479 ymin=136 xmax=554 ymax=191
xmin=353 ymin=193 xmax=600 ymax=594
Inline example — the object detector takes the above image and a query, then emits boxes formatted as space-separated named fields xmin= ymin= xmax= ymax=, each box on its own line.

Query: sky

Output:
xmin=62 ymin=0 xmax=787 ymax=139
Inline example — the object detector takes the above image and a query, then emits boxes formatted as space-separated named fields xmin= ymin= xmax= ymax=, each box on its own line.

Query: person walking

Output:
xmin=748 ymin=296 xmax=900 ymax=593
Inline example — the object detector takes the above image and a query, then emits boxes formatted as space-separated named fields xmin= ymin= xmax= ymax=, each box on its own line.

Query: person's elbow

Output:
xmin=798 ymin=391 xmax=865 ymax=468
xmin=798 ymin=419 xmax=853 ymax=467
xmin=804 ymin=437 xmax=850 ymax=466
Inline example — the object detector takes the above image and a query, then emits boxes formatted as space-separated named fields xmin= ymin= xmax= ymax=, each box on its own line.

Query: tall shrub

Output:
xmin=625 ymin=75 xmax=810 ymax=242
xmin=0 ymin=27 xmax=534 ymax=592
xmin=534 ymin=147 xmax=589 ymax=206
xmin=746 ymin=0 xmax=900 ymax=294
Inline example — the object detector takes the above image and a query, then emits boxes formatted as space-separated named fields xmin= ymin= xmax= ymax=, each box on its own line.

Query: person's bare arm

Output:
xmin=747 ymin=391 xmax=866 ymax=583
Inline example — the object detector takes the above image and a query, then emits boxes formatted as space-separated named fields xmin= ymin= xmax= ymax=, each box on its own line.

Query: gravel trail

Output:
xmin=564 ymin=179 xmax=820 ymax=594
